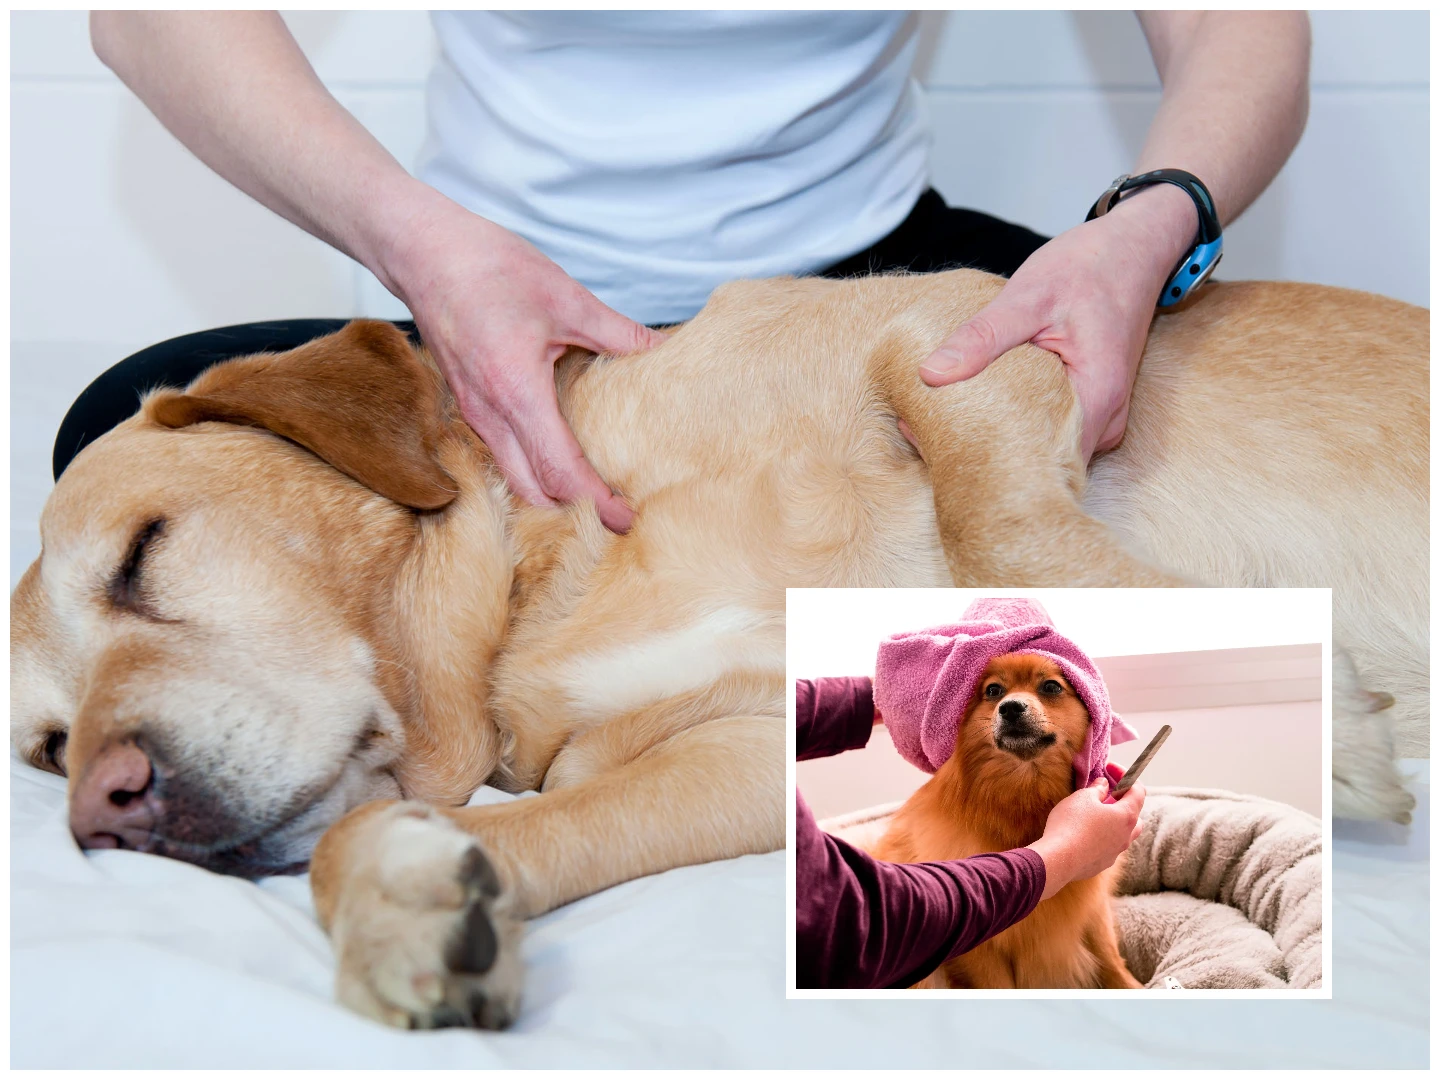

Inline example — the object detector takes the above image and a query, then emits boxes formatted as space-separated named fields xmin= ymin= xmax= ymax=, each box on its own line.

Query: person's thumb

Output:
xmin=1088 ymin=774 xmax=1118 ymax=804
xmin=919 ymin=294 xmax=1038 ymax=387
xmin=570 ymin=292 xmax=668 ymax=356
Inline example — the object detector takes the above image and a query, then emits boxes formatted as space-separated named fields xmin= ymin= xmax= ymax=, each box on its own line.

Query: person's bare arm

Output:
xmin=920 ymin=12 xmax=1311 ymax=461
xmin=1134 ymin=10 xmax=1310 ymax=226
xmin=91 ymin=12 xmax=410 ymax=268
xmin=91 ymin=11 xmax=661 ymax=531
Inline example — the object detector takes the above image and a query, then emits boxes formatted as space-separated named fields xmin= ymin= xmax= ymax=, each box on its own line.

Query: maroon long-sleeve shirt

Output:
xmin=795 ymin=676 xmax=1046 ymax=989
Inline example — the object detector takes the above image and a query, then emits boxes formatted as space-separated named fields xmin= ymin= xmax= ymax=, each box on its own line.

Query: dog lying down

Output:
xmin=10 ymin=270 xmax=1426 ymax=1027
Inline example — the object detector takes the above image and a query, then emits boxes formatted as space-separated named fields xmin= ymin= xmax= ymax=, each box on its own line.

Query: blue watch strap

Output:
xmin=1158 ymin=235 xmax=1223 ymax=307
xmin=1086 ymin=169 xmax=1223 ymax=308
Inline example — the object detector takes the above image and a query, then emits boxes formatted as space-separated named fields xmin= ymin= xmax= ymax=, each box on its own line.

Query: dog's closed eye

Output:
xmin=107 ymin=517 xmax=167 ymax=617
xmin=37 ymin=728 xmax=68 ymax=776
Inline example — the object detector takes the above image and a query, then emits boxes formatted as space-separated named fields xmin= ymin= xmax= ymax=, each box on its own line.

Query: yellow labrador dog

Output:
xmin=11 ymin=270 xmax=1425 ymax=1028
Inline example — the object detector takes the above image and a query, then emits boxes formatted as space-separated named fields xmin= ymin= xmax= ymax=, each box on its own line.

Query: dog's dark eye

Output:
xmin=40 ymin=729 xmax=68 ymax=776
xmin=984 ymin=683 xmax=1003 ymax=699
xmin=1040 ymin=679 xmax=1063 ymax=695
xmin=108 ymin=517 xmax=166 ymax=616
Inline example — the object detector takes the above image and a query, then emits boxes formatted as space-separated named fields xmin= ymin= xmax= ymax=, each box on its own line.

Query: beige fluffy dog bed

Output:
xmin=821 ymin=786 xmax=1322 ymax=990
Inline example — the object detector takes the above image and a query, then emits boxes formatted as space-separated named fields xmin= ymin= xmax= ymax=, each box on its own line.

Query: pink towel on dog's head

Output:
xmin=874 ymin=597 xmax=1137 ymax=789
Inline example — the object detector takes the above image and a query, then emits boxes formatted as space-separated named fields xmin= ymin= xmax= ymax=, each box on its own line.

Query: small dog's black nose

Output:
xmin=998 ymin=699 xmax=1027 ymax=724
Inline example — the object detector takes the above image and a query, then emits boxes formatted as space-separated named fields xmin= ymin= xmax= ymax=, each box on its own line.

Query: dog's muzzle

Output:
xmin=994 ymin=698 xmax=1057 ymax=759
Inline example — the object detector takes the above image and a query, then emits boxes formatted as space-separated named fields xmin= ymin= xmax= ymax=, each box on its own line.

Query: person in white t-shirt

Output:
xmin=88 ymin=12 xmax=1310 ymax=533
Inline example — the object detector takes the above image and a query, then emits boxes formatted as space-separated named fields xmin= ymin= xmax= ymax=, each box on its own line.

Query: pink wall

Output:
xmin=797 ymin=645 xmax=1323 ymax=820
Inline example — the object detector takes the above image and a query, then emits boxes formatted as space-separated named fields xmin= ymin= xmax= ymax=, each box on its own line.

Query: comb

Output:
xmin=1111 ymin=724 xmax=1172 ymax=798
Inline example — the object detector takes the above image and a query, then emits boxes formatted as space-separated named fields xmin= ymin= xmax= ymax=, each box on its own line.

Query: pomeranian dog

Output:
xmin=873 ymin=652 xmax=1142 ymax=989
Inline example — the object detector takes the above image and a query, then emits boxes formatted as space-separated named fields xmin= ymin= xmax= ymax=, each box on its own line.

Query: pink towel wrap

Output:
xmin=874 ymin=597 xmax=1137 ymax=789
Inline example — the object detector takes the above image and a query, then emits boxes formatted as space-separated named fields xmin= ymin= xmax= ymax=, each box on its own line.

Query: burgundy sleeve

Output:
xmin=796 ymin=677 xmax=875 ymax=761
xmin=795 ymin=792 xmax=1047 ymax=989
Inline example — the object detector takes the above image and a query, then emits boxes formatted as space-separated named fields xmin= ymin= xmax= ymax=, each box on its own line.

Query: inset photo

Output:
xmin=787 ymin=588 xmax=1329 ymax=997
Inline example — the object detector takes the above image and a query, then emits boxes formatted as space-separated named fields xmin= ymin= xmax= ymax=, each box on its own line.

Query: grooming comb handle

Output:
xmin=1111 ymin=724 xmax=1172 ymax=798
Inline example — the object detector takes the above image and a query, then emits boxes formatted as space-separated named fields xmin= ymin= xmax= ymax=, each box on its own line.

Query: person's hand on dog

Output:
xmin=83 ymin=12 xmax=662 ymax=533
xmin=1028 ymin=772 xmax=1147 ymax=902
xmin=383 ymin=194 xmax=666 ymax=534
xmin=918 ymin=185 xmax=1197 ymax=462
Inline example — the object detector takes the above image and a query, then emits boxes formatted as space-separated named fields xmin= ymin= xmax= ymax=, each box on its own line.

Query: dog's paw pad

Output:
xmin=425 ymin=1003 xmax=472 ymax=1030
xmin=333 ymin=806 xmax=523 ymax=1031
xmin=446 ymin=894 xmax=500 ymax=975
xmin=458 ymin=844 xmax=503 ymax=900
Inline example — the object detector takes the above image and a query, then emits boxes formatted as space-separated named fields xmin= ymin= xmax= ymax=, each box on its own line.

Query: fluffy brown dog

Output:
xmin=10 ymin=270 xmax=1424 ymax=1028
xmin=874 ymin=653 xmax=1142 ymax=989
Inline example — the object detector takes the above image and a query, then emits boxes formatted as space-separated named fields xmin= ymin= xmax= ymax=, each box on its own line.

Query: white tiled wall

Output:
xmin=9 ymin=11 xmax=1430 ymax=586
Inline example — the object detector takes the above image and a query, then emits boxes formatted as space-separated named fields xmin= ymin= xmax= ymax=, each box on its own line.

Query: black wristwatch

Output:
xmin=1086 ymin=169 xmax=1223 ymax=308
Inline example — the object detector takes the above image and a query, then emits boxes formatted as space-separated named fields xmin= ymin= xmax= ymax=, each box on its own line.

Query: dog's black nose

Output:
xmin=997 ymin=699 xmax=1027 ymax=724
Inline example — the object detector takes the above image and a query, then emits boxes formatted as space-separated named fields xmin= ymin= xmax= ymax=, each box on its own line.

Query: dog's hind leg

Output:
xmin=868 ymin=330 xmax=1184 ymax=587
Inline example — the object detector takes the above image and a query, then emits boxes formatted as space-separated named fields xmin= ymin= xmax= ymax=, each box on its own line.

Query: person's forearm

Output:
xmin=1026 ymin=833 xmax=1075 ymax=902
xmin=795 ymin=795 xmax=1046 ymax=989
xmin=1109 ymin=11 xmax=1312 ymax=279
xmin=90 ymin=11 xmax=437 ymax=292
xmin=795 ymin=677 xmax=875 ymax=761
xmin=1137 ymin=10 xmax=1310 ymax=225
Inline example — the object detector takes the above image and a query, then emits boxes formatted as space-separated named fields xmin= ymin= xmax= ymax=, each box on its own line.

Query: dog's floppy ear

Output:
xmin=149 ymin=320 xmax=458 ymax=510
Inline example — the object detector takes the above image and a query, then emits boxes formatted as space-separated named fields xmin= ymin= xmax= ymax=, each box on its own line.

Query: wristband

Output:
xmin=1086 ymin=169 xmax=1223 ymax=309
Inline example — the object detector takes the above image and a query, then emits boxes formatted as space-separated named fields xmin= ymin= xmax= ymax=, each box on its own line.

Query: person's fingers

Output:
xmin=1089 ymin=774 xmax=1117 ymax=804
xmin=566 ymin=290 xmax=668 ymax=356
xmin=1129 ymin=821 xmax=1144 ymax=845
xmin=1114 ymin=781 xmax=1146 ymax=815
xmin=451 ymin=389 xmax=557 ymax=509
xmin=896 ymin=417 xmax=920 ymax=454
xmin=919 ymin=293 xmax=1039 ymax=386
xmin=504 ymin=373 xmax=636 ymax=533
xmin=485 ymin=422 xmax=557 ymax=510
xmin=1093 ymin=400 xmax=1130 ymax=458
xmin=1063 ymin=364 xmax=1105 ymax=463
xmin=1064 ymin=342 xmax=1137 ymax=462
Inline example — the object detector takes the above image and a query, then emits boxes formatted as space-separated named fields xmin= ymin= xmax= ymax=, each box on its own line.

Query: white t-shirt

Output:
xmin=418 ymin=11 xmax=931 ymax=324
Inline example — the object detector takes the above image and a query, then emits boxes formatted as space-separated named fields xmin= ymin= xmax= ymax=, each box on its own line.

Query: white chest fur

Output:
xmin=558 ymin=605 xmax=783 ymax=719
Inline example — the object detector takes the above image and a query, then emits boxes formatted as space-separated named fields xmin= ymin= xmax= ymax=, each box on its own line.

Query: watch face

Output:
xmin=1162 ymin=250 xmax=1222 ymax=307
xmin=1196 ymin=251 xmax=1222 ymax=285
xmin=1188 ymin=252 xmax=1222 ymax=293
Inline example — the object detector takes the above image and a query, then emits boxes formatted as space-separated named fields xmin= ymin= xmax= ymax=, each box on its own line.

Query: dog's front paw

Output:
xmin=329 ymin=803 xmax=523 ymax=1030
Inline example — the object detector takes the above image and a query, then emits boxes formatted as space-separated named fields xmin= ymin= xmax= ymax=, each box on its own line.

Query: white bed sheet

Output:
xmin=10 ymin=759 xmax=1428 ymax=1069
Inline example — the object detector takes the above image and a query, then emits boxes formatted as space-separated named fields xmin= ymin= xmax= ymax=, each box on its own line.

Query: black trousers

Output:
xmin=51 ymin=190 xmax=1048 ymax=480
